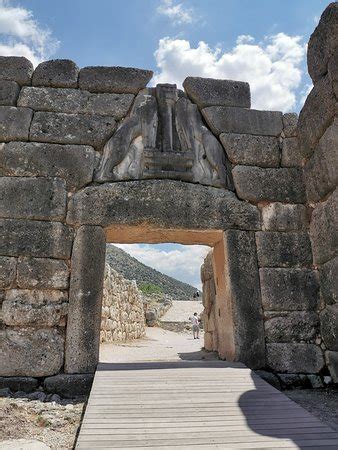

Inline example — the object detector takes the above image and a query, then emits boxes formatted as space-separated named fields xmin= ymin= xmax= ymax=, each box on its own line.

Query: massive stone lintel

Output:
xmin=95 ymin=84 xmax=232 ymax=189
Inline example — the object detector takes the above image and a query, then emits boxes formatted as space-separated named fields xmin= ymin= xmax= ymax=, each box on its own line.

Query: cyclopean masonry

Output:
xmin=0 ymin=2 xmax=336 ymax=394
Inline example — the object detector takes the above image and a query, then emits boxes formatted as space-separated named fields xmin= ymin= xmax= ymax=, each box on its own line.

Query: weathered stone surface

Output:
xmin=79 ymin=66 xmax=153 ymax=94
xmin=326 ymin=351 xmax=338 ymax=382
xmin=202 ymin=106 xmax=283 ymax=136
xmin=0 ymin=177 xmax=66 ymax=220
xmin=65 ymin=226 xmax=106 ymax=374
xmin=30 ymin=111 xmax=116 ymax=149
xmin=0 ymin=328 xmax=64 ymax=377
xmin=310 ymin=189 xmax=338 ymax=265
xmin=256 ymin=232 xmax=313 ymax=267
xmin=321 ymin=305 xmax=338 ymax=351
xmin=298 ymin=75 xmax=337 ymax=156
xmin=0 ymin=56 xmax=33 ymax=85
xmin=44 ymin=374 xmax=94 ymax=398
xmin=220 ymin=133 xmax=280 ymax=167
xmin=0 ymin=106 xmax=32 ymax=142
xmin=0 ymin=256 xmax=16 ymax=288
xmin=262 ymin=203 xmax=308 ymax=231
xmin=183 ymin=77 xmax=250 ymax=108
xmin=0 ymin=142 xmax=96 ymax=191
xmin=67 ymin=180 xmax=261 ymax=230
xmin=265 ymin=312 xmax=319 ymax=342
xmin=17 ymin=257 xmax=69 ymax=289
xmin=2 ymin=289 xmax=68 ymax=326
xmin=307 ymin=2 xmax=338 ymax=83
xmin=304 ymin=119 xmax=338 ymax=203
xmin=18 ymin=87 xmax=134 ymax=119
xmin=259 ymin=268 xmax=319 ymax=311
xmin=32 ymin=59 xmax=79 ymax=88
xmin=282 ymin=113 xmax=298 ymax=138
xmin=232 ymin=166 xmax=306 ymax=203
xmin=329 ymin=48 xmax=338 ymax=98
xmin=281 ymin=137 xmax=303 ymax=167
xmin=0 ymin=219 xmax=73 ymax=259
xmin=320 ymin=256 xmax=337 ymax=305
xmin=278 ymin=373 xmax=309 ymax=389
xmin=0 ymin=376 xmax=38 ymax=393
xmin=0 ymin=80 xmax=20 ymax=106
xmin=255 ymin=370 xmax=281 ymax=390
xmin=223 ymin=230 xmax=265 ymax=369
xmin=267 ymin=343 xmax=324 ymax=373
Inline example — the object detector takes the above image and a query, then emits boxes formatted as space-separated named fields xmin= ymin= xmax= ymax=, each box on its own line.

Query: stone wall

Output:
xmin=0 ymin=2 xmax=336 ymax=384
xmin=298 ymin=2 xmax=338 ymax=382
xmin=100 ymin=264 xmax=145 ymax=343
xmin=201 ymin=252 xmax=218 ymax=352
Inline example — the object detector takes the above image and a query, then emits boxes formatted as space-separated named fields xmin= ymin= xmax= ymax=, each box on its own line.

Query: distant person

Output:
xmin=190 ymin=312 xmax=200 ymax=339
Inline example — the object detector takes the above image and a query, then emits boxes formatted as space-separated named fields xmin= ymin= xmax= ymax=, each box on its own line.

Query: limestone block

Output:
xmin=0 ymin=142 xmax=97 ymax=191
xmin=265 ymin=312 xmax=319 ymax=342
xmin=0 ymin=56 xmax=33 ymax=85
xmin=266 ymin=343 xmax=324 ymax=373
xmin=18 ymin=86 xmax=134 ymax=119
xmin=0 ymin=256 xmax=16 ymax=288
xmin=320 ymin=256 xmax=337 ymax=305
xmin=0 ymin=80 xmax=20 ymax=106
xmin=67 ymin=180 xmax=261 ymax=231
xmin=298 ymin=75 xmax=337 ymax=156
xmin=2 ymin=288 xmax=68 ymax=326
xmin=202 ymin=106 xmax=283 ymax=137
xmin=204 ymin=332 xmax=213 ymax=351
xmin=223 ymin=230 xmax=265 ymax=369
xmin=259 ymin=268 xmax=319 ymax=310
xmin=320 ymin=305 xmax=338 ymax=351
xmin=310 ymin=189 xmax=338 ymax=265
xmin=304 ymin=119 xmax=338 ymax=203
xmin=307 ymin=3 xmax=338 ymax=83
xmin=32 ymin=59 xmax=79 ymax=88
xmin=262 ymin=203 xmax=308 ymax=231
xmin=281 ymin=137 xmax=303 ymax=167
xmin=79 ymin=66 xmax=153 ymax=94
xmin=183 ymin=77 xmax=250 ymax=108
xmin=256 ymin=232 xmax=312 ymax=267
xmin=65 ymin=226 xmax=106 ymax=374
xmin=282 ymin=113 xmax=298 ymax=138
xmin=30 ymin=112 xmax=116 ymax=149
xmin=233 ymin=166 xmax=306 ymax=203
xmin=325 ymin=351 xmax=338 ymax=382
xmin=0 ymin=177 xmax=66 ymax=220
xmin=329 ymin=48 xmax=338 ymax=98
xmin=220 ymin=133 xmax=280 ymax=167
xmin=17 ymin=257 xmax=69 ymax=289
xmin=0 ymin=219 xmax=73 ymax=259
xmin=0 ymin=376 xmax=38 ymax=393
xmin=0 ymin=328 xmax=64 ymax=377
xmin=44 ymin=373 xmax=94 ymax=398
xmin=0 ymin=106 xmax=32 ymax=142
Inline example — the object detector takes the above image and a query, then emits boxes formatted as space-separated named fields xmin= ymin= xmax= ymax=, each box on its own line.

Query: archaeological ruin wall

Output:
xmin=0 ymin=2 xmax=336 ymax=392
xmin=101 ymin=264 xmax=145 ymax=343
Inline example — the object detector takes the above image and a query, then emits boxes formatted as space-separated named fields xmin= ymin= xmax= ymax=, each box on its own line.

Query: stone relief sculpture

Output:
xmin=95 ymin=84 xmax=233 ymax=189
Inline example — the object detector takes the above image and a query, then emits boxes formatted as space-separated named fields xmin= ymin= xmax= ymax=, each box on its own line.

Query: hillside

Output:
xmin=106 ymin=245 xmax=199 ymax=301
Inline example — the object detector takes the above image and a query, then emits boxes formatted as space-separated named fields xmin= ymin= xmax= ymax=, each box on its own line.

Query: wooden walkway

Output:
xmin=76 ymin=361 xmax=338 ymax=449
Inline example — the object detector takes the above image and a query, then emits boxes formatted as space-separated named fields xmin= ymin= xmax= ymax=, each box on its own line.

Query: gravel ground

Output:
xmin=0 ymin=396 xmax=85 ymax=450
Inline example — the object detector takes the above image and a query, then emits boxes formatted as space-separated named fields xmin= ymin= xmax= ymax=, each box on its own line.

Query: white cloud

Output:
xmin=0 ymin=0 xmax=59 ymax=66
xmin=114 ymin=244 xmax=210 ymax=290
xmin=157 ymin=0 xmax=194 ymax=25
xmin=153 ymin=32 xmax=306 ymax=111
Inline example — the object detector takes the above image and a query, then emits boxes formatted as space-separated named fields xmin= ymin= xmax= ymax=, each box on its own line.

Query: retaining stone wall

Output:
xmin=100 ymin=264 xmax=145 ymax=343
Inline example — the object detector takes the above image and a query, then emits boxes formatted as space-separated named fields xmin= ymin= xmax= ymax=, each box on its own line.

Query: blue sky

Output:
xmin=0 ymin=0 xmax=328 ymax=288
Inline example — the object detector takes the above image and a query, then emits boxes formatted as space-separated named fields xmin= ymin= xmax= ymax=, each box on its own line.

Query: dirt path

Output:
xmin=160 ymin=300 xmax=203 ymax=323
xmin=100 ymin=326 xmax=217 ymax=363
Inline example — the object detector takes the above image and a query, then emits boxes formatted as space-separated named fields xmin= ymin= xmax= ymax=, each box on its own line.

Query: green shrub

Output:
xmin=139 ymin=282 xmax=163 ymax=296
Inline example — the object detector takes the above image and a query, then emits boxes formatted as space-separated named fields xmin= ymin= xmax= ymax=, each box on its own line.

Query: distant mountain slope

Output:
xmin=106 ymin=245 xmax=199 ymax=301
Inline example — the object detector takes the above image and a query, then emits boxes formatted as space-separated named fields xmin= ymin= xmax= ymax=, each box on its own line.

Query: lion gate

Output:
xmin=0 ymin=3 xmax=337 ymax=393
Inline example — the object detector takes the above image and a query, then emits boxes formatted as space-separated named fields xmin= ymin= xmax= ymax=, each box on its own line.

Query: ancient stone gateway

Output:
xmin=0 ymin=3 xmax=337 ymax=391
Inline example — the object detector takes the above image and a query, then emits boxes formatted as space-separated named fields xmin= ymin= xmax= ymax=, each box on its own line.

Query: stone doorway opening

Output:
xmin=64 ymin=218 xmax=266 ymax=376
